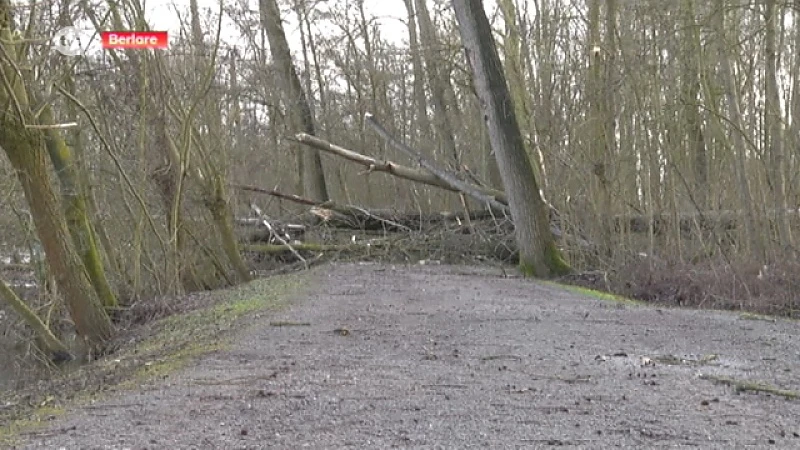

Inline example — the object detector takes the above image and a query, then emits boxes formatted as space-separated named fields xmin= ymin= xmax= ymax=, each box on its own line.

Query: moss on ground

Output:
xmin=544 ymin=281 xmax=643 ymax=306
xmin=699 ymin=374 xmax=800 ymax=400
xmin=0 ymin=272 xmax=307 ymax=445
xmin=0 ymin=405 xmax=65 ymax=443
xmin=738 ymin=312 xmax=779 ymax=322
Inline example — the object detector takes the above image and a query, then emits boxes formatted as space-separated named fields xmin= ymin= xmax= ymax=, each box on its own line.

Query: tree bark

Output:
xmin=497 ymin=0 xmax=547 ymax=188
xmin=764 ymin=0 xmax=791 ymax=248
xmin=259 ymin=0 xmax=329 ymax=202
xmin=586 ymin=0 xmax=614 ymax=256
xmin=0 ymin=2 xmax=113 ymax=346
xmin=40 ymin=106 xmax=118 ymax=310
xmin=0 ymin=123 xmax=114 ymax=345
xmin=415 ymin=0 xmax=460 ymax=167
xmin=680 ymin=0 xmax=708 ymax=210
xmin=713 ymin=0 xmax=764 ymax=260
xmin=453 ymin=0 xmax=569 ymax=277
xmin=402 ymin=0 xmax=432 ymax=144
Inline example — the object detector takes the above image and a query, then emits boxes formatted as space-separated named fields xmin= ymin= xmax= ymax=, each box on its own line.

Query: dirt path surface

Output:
xmin=16 ymin=263 xmax=800 ymax=449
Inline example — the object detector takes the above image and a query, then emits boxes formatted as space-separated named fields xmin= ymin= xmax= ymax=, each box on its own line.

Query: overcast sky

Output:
xmin=145 ymin=0 xmax=412 ymax=52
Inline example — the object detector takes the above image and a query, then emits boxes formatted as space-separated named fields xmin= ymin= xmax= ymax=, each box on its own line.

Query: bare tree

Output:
xmin=712 ymin=0 xmax=763 ymax=260
xmin=402 ymin=0 xmax=432 ymax=145
xmin=0 ymin=0 xmax=114 ymax=346
xmin=764 ymin=0 xmax=791 ymax=248
xmin=259 ymin=0 xmax=329 ymax=202
xmin=680 ymin=0 xmax=708 ymax=210
xmin=414 ymin=0 xmax=459 ymax=167
xmin=453 ymin=0 xmax=569 ymax=277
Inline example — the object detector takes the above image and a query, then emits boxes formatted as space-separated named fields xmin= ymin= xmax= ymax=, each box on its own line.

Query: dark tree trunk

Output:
xmin=452 ymin=0 xmax=569 ymax=277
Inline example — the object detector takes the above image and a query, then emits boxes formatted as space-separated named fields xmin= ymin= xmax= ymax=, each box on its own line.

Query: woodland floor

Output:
xmin=6 ymin=262 xmax=800 ymax=449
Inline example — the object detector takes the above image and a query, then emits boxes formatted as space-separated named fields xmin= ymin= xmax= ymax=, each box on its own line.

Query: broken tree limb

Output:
xmin=292 ymin=132 xmax=509 ymax=206
xmin=364 ymin=112 xmax=510 ymax=214
xmin=292 ymin=132 xmax=563 ymax=227
xmin=291 ymin=133 xmax=573 ymax=229
xmin=233 ymin=185 xmax=416 ymax=232
xmin=243 ymin=242 xmax=384 ymax=254
xmin=233 ymin=184 xmax=319 ymax=207
xmin=250 ymin=204 xmax=307 ymax=268
xmin=233 ymin=184 xmax=594 ymax=249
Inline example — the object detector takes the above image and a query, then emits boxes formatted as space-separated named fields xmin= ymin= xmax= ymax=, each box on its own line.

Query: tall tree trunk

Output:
xmin=259 ymin=0 xmax=329 ymax=202
xmin=497 ymin=0 xmax=547 ymax=188
xmin=189 ymin=0 xmax=252 ymax=284
xmin=402 ymin=0 xmax=432 ymax=144
xmin=50 ymin=1 xmax=119 ymax=309
xmin=293 ymin=0 xmax=315 ymax=120
xmin=40 ymin=106 xmax=118 ymax=310
xmin=1 ymin=124 xmax=114 ymax=345
xmin=680 ymin=0 xmax=708 ymax=210
xmin=453 ymin=0 xmax=569 ymax=278
xmin=102 ymin=0 xmax=189 ymax=294
xmin=587 ymin=0 xmax=613 ymax=256
xmin=603 ymin=0 xmax=618 ymax=165
xmin=764 ymin=0 xmax=791 ymax=248
xmin=303 ymin=8 xmax=328 ymax=132
xmin=0 ymin=2 xmax=113 ymax=346
xmin=356 ymin=0 xmax=389 ymax=120
xmin=530 ymin=0 xmax=558 ymax=193
xmin=713 ymin=0 xmax=763 ymax=260
xmin=414 ymin=0 xmax=459 ymax=167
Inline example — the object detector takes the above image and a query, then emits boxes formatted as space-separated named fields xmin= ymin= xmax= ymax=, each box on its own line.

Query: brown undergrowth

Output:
xmin=561 ymin=255 xmax=800 ymax=318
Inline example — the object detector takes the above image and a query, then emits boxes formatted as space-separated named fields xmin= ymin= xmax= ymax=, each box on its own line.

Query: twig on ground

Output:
xmin=699 ymin=374 xmax=800 ymax=399
xmin=269 ymin=321 xmax=311 ymax=327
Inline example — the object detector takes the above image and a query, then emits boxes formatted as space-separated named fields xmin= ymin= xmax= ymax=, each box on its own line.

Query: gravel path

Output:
xmin=17 ymin=263 xmax=800 ymax=449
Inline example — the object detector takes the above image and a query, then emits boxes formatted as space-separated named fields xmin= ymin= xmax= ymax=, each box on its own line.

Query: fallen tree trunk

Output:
xmin=364 ymin=113 xmax=510 ymax=213
xmin=243 ymin=242 xmax=383 ymax=254
xmin=291 ymin=133 xmax=509 ymax=206
xmin=233 ymin=185 xmax=414 ymax=232
xmin=233 ymin=184 xmax=596 ymax=252
xmin=613 ymin=209 xmax=800 ymax=235
xmin=236 ymin=209 xmax=502 ymax=232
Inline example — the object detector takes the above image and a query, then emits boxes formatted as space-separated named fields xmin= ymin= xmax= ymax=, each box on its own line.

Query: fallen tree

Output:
xmin=233 ymin=184 xmax=415 ymax=232
xmin=363 ymin=114 xmax=509 ymax=213
xmin=238 ymin=125 xmax=595 ymax=252
xmin=291 ymin=133 xmax=509 ymax=207
xmin=614 ymin=209 xmax=800 ymax=235
xmin=231 ymin=184 xmax=596 ymax=254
